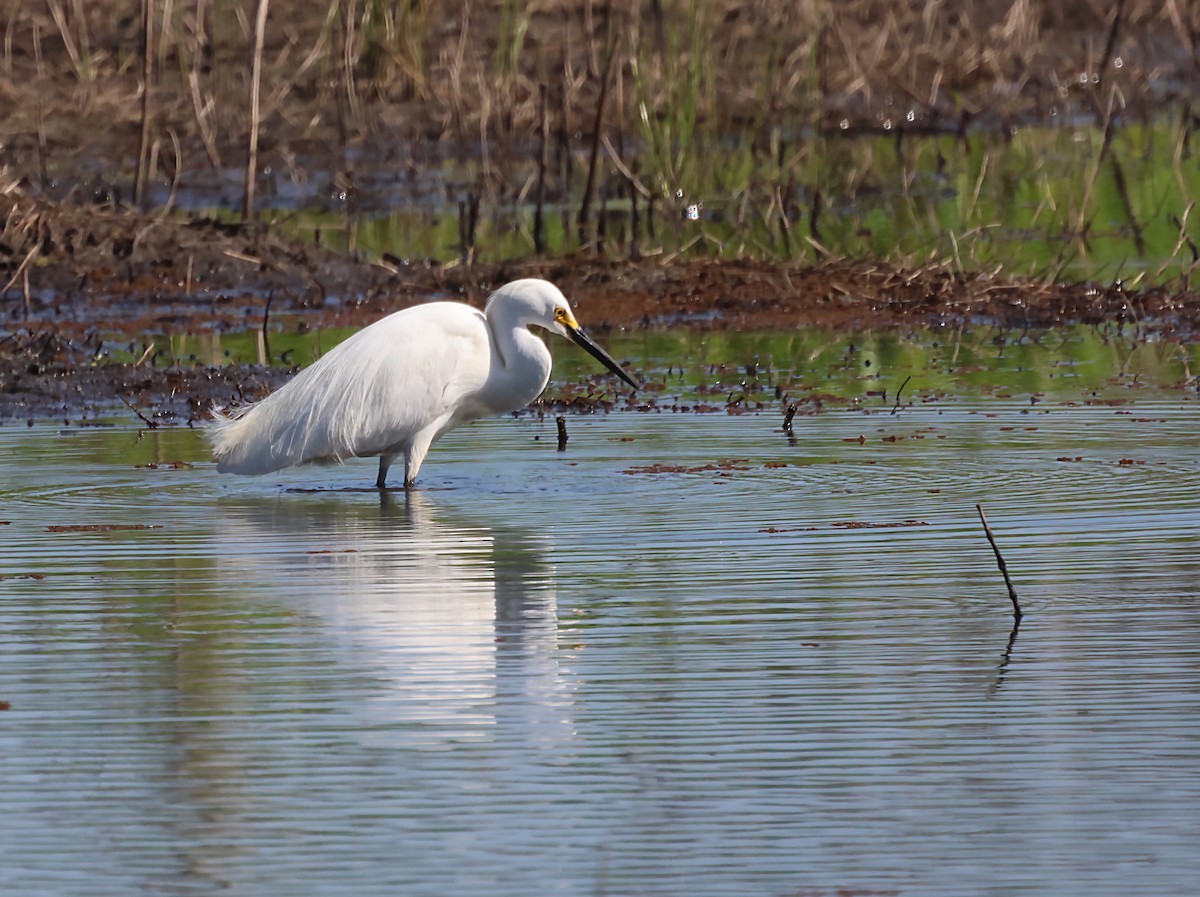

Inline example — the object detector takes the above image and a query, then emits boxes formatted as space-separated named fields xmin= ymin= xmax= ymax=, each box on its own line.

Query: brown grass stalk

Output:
xmin=134 ymin=0 xmax=155 ymax=207
xmin=243 ymin=0 xmax=270 ymax=222
xmin=577 ymin=19 xmax=617 ymax=251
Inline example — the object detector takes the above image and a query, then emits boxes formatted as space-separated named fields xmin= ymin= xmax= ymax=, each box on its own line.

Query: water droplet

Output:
xmin=883 ymin=119 xmax=893 ymax=130
xmin=686 ymin=203 xmax=702 ymax=221
xmin=906 ymin=110 xmax=915 ymax=122
xmin=839 ymin=119 xmax=850 ymax=130
xmin=676 ymin=189 xmax=684 ymax=199
xmin=1079 ymin=72 xmax=1089 ymax=84
xmin=1090 ymin=73 xmax=1100 ymax=84
xmin=1114 ymin=56 xmax=1124 ymax=69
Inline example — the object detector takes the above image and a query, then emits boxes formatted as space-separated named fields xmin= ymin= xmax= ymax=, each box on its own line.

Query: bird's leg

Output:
xmin=403 ymin=427 xmax=439 ymax=490
xmin=376 ymin=453 xmax=396 ymax=490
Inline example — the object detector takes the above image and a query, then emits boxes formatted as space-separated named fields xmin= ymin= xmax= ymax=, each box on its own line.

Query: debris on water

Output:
xmin=44 ymin=524 xmax=163 ymax=533
xmin=830 ymin=520 xmax=930 ymax=528
xmin=762 ymin=520 xmax=930 ymax=532
xmin=623 ymin=459 xmax=754 ymax=475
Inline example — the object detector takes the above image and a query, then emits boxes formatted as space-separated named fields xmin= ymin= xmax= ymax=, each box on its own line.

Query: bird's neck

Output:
xmin=497 ymin=323 xmax=551 ymax=374
xmin=487 ymin=320 xmax=552 ymax=408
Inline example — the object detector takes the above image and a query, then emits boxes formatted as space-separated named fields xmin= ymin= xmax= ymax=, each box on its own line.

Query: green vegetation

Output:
xmin=139 ymin=322 xmax=1200 ymax=408
xmin=244 ymin=114 xmax=1200 ymax=290
xmin=3 ymin=1 xmax=1199 ymax=286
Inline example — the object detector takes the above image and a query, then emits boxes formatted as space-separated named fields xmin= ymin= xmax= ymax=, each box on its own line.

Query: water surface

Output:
xmin=2 ymin=373 xmax=1198 ymax=896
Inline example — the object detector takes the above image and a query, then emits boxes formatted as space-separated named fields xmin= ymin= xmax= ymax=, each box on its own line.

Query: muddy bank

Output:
xmin=7 ymin=191 xmax=1197 ymax=335
xmin=2 ymin=191 xmax=1198 ymax=423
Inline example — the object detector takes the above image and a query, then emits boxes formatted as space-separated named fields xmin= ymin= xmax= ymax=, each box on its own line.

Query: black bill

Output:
xmin=567 ymin=326 xmax=641 ymax=390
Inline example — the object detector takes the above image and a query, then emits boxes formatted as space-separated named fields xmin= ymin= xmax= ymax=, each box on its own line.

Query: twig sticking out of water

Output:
xmin=976 ymin=503 xmax=1022 ymax=620
xmin=782 ymin=403 xmax=797 ymax=435
xmin=555 ymin=416 xmax=568 ymax=452
xmin=119 ymin=393 xmax=158 ymax=429
xmin=891 ymin=375 xmax=912 ymax=414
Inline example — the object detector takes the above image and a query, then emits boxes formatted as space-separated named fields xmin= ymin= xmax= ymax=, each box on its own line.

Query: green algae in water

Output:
xmin=145 ymin=324 xmax=1199 ymax=408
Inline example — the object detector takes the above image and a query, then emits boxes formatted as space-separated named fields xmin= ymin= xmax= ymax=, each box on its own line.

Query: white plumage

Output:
xmin=207 ymin=278 xmax=639 ymax=488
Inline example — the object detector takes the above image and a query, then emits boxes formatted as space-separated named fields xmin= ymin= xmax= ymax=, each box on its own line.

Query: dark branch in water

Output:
xmin=976 ymin=503 xmax=1022 ymax=619
xmin=555 ymin=415 xmax=568 ymax=451
xmin=118 ymin=392 xmax=158 ymax=429
xmin=782 ymin=403 xmax=797 ymax=435
xmin=891 ymin=375 xmax=912 ymax=414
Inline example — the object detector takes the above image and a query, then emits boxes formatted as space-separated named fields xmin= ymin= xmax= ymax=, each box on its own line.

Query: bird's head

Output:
xmin=490 ymin=279 xmax=641 ymax=390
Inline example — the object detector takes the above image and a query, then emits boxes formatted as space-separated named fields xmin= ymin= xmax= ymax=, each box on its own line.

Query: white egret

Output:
xmin=207 ymin=278 xmax=640 ymax=488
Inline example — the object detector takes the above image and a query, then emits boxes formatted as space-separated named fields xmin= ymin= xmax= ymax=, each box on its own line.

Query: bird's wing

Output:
xmin=210 ymin=304 xmax=493 ymax=473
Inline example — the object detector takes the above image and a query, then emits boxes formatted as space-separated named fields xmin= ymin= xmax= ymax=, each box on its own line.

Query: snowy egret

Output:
xmin=208 ymin=278 xmax=639 ymax=488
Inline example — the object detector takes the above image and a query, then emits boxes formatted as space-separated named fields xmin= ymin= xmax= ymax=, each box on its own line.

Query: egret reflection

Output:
xmin=212 ymin=491 xmax=574 ymax=749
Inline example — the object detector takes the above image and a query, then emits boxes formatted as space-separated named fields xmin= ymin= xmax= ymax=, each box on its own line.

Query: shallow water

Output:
xmin=2 ymin=377 xmax=1199 ymax=895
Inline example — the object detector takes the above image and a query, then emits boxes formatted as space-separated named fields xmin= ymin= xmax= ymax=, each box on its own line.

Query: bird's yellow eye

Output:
xmin=554 ymin=307 xmax=567 ymax=320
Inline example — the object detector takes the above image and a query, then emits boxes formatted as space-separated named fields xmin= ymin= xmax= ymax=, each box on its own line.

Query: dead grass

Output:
xmin=0 ymin=1 xmax=1197 ymax=294
xmin=0 ymin=1 xmax=1193 ymax=182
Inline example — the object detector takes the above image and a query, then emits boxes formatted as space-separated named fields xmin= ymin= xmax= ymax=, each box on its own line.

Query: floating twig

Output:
xmin=976 ymin=503 xmax=1022 ymax=619
xmin=555 ymin=415 xmax=568 ymax=451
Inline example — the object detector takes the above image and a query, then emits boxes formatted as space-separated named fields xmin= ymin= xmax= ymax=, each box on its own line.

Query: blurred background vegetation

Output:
xmin=2 ymin=0 xmax=1199 ymax=285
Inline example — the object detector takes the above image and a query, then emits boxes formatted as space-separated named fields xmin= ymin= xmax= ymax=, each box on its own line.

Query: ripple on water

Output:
xmin=1 ymin=399 xmax=1199 ymax=897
